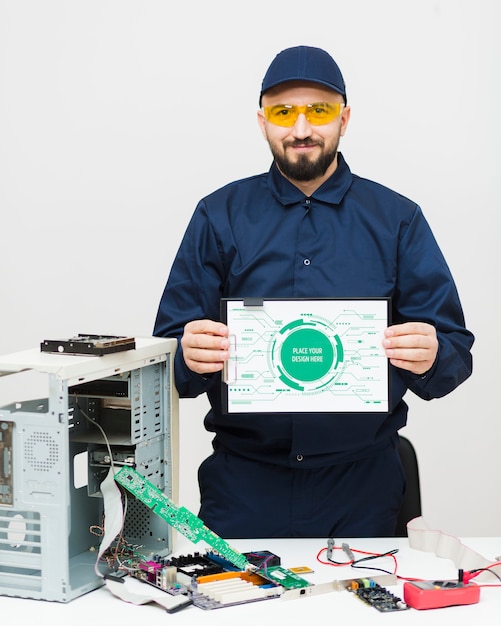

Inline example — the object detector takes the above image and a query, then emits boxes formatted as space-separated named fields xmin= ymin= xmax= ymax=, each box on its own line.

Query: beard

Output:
xmin=271 ymin=137 xmax=339 ymax=182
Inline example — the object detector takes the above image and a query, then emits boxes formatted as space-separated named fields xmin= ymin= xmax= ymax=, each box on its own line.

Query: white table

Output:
xmin=1 ymin=536 xmax=500 ymax=623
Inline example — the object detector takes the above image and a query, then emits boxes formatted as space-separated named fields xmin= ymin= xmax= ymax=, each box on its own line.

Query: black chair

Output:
xmin=394 ymin=435 xmax=422 ymax=537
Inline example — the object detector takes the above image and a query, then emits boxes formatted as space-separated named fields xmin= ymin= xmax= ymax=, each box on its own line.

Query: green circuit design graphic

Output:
xmin=271 ymin=319 xmax=342 ymax=391
xmin=224 ymin=299 xmax=389 ymax=413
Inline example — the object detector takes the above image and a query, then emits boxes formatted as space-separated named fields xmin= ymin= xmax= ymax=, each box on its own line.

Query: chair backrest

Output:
xmin=394 ymin=435 xmax=422 ymax=536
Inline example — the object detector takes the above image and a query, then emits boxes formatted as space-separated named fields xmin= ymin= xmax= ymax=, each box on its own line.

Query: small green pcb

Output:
xmin=260 ymin=565 xmax=311 ymax=589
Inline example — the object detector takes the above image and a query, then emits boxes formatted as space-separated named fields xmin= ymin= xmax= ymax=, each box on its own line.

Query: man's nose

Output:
xmin=291 ymin=113 xmax=313 ymax=139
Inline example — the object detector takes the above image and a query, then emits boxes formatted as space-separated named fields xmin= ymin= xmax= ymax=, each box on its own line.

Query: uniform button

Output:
xmin=296 ymin=454 xmax=304 ymax=462
xmin=303 ymin=259 xmax=310 ymax=266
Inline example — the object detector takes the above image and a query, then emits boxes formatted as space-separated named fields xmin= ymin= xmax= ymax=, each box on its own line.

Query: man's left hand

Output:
xmin=382 ymin=322 xmax=438 ymax=376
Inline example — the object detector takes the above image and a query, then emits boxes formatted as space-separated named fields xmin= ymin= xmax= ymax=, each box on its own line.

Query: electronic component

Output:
xmin=403 ymin=579 xmax=480 ymax=610
xmin=41 ymin=334 xmax=136 ymax=355
xmin=258 ymin=565 xmax=311 ymax=589
xmin=114 ymin=466 xmax=312 ymax=591
xmin=114 ymin=465 xmax=250 ymax=571
xmin=164 ymin=553 xmax=226 ymax=578
xmin=131 ymin=560 xmax=190 ymax=594
xmin=349 ymin=579 xmax=408 ymax=612
xmin=243 ymin=550 xmax=281 ymax=568
xmin=192 ymin=573 xmax=283 ymax=609
xmin=0 ymin=421 xmax=13 ymax=505
xmin=289 ymin=566 xmax=314 ymax=574
xmin=69 ymin=377 xmax=130 ymax=398
xmin=118 ymin=553 xmax=286 ymax=611
xmin=90 ymin=447 xmax=135 ymax=467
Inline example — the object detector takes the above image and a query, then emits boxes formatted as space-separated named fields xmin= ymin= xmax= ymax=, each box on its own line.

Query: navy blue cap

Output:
xmin=259 ymin=46 xmax=346 ymax=105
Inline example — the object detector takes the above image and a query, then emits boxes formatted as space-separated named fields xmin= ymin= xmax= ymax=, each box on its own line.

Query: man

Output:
xmin=154 ymin=46 xmax=474 ymax=538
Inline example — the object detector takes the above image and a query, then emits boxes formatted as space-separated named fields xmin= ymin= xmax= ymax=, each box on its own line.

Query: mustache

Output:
xmin=286 ymin=138 xmax=321 ymax=148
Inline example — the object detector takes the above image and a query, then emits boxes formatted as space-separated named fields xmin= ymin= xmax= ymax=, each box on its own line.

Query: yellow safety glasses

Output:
xmin=262 ymin=102 xmax=344 ymax=127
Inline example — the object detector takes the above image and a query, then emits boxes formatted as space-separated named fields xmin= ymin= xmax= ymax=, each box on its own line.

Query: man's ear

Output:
xmin=340 ymin=105 xmax=351 ymax=137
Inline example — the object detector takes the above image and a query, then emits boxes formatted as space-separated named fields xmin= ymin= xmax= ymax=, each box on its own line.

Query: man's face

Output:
xmin=258 ymin=81 xmax=350 ymax=184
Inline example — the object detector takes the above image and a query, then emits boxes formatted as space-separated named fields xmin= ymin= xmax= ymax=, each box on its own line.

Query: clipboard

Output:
xmin=221 ymin=297 xmax=391 ymax=414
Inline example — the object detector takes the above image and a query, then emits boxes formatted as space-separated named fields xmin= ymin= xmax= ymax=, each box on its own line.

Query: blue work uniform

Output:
xmin=153 ymin=153 xmax=474 ymax=538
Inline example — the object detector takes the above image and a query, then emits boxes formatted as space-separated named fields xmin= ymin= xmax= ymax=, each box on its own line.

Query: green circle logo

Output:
xmin=280 ymin=328 xmax=334 ymax=382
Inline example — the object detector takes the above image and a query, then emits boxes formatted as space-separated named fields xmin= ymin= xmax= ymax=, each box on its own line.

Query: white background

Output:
xmin=0 ymin=0 xmax=499 ymax=536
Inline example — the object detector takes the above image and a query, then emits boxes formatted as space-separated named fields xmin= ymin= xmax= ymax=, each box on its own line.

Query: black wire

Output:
xmin=353 ymin=549 xmax=399 ymax=565
xmin=350 ymin=563 xmax=395 ymax=575
xmin=349 ymin=549 xmax=399 ymax=576
xmin=327 ymin=548 xmax=399 ymax=575
xmin=327 ymin=555 xmax=353 ymax=565
xmin=470 ymin=567 xmax=501 ymax=583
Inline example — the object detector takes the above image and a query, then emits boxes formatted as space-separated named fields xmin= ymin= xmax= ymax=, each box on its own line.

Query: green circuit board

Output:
xmin=114 ymin=465 xmax=312 ymax=590
xmin=113 ymin=465 xmax=250 ymax=571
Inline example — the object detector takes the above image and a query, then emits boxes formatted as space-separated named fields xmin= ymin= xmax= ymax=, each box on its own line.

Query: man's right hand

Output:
xmin=180 ymin=319 xmax=230 ymax=374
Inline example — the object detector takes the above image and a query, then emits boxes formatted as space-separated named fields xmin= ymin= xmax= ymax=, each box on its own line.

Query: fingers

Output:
xmin=181 ymin=320 xmax=230 ymax=375
xmin=384 ymin=321 xmax=435 ymax=339
xmin=382 ymin=322 xmax=438 ymax=375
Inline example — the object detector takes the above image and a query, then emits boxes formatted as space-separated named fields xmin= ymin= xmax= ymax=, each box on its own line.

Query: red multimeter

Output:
xmin=403 ymin=579 xmax=480 ymax=610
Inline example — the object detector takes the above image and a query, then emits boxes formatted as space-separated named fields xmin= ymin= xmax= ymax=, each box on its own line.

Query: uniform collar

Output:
xmin=268 ymin=151 xmax=353 ymax=206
